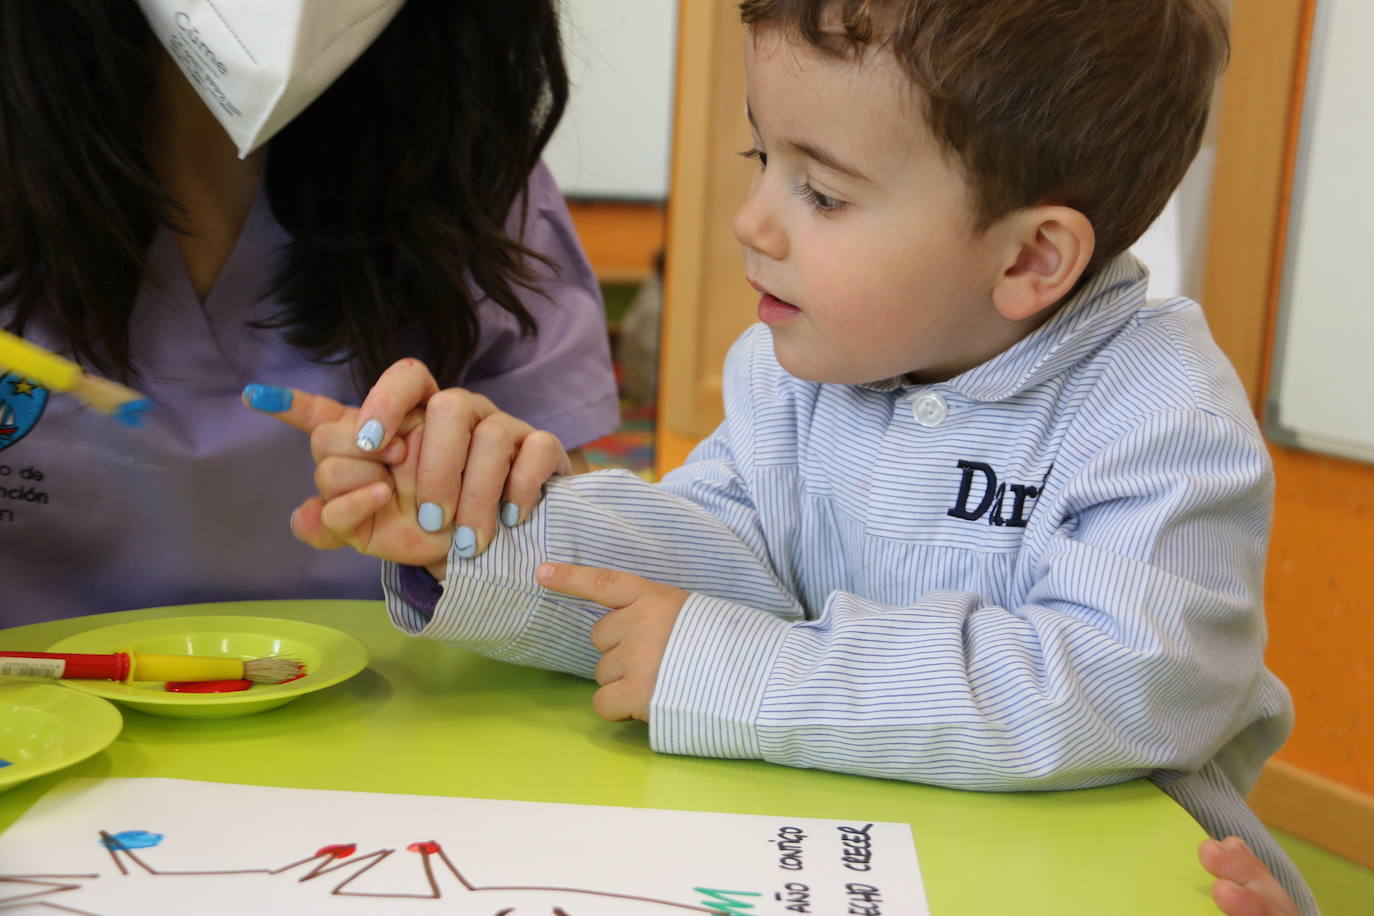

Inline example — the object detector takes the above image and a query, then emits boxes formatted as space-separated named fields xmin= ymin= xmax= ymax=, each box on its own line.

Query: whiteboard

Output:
xmin=543 ymin=0 xmax=677 ymax=200
xmin=1267 ymin=0 xmax=1374 ymax=463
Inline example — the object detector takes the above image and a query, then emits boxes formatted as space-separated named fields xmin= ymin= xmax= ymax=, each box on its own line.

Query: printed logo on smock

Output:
xmin=0 ymin=373 xmax=49 ymax=452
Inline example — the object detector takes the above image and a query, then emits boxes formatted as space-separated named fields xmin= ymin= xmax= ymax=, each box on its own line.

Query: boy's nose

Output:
xmin=733 ymin=183 xmax=787 ymax=261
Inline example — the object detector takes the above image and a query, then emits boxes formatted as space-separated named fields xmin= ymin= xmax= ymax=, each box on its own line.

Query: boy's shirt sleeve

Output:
xmin=381 ymin=329 xmax=805 ymax=678
xmin=380 ymin=472 xmax=807 ymax=679
xmin=655 ymin=405 xmax=1286 ymax=794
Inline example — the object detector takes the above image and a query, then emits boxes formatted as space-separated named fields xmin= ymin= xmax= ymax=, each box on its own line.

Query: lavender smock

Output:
xmin=0 ymin=163 xmax=619 ymax=626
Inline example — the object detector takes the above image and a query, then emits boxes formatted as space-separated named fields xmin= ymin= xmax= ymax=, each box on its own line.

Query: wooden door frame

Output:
xmin=656 ymin=3 xmax=755 ymax=474
xmin=1200 ymin=0 xmax=1314 ymax=412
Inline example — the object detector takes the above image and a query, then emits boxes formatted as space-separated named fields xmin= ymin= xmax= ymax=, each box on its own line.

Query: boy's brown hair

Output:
xmin=738 ymin=0 xmax=1229 ymax=274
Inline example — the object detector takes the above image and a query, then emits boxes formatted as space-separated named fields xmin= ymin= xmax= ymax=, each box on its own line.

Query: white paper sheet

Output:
xmin=0 ymin=778 xmax=929 ymax=915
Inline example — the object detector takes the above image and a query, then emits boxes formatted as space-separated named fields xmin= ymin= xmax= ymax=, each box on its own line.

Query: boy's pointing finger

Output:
xmin=536 ymin=562 xmax=643 ymax=610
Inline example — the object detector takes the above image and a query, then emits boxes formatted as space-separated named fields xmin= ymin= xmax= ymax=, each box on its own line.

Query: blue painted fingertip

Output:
xmin=242 ymin=384 xmax=293 ymax=413
xmin=454 ymin=525 xmax=476 ymax=558
xmin=355 ymin=419 xmax=383 ymax=452
xmin=418 ymin=502 xmax=444 ymax=533
xmin=500 ymin=502 xmax=520 ymax=527
xmin=243 ymin=384 xmax=292 ymax=413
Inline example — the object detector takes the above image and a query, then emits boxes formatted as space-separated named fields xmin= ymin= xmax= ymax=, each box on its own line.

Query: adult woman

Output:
xmin=0 ymin=0 xmax=618 ymax=626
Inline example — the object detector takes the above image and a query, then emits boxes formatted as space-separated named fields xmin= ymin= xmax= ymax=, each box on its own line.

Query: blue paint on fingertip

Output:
xmin=113 ymin=399 xmax=153 ymax=427
xmin=500 ymin=502 xmax=520 ymax=527
xmin=242 ymin=383 xmax=292 ymax=413
xmin=101 ymin=830 xmax=164 ymax=850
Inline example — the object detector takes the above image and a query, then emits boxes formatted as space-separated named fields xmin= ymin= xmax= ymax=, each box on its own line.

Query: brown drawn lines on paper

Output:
xmin=0 ymin=830 xmax=727 ymax=914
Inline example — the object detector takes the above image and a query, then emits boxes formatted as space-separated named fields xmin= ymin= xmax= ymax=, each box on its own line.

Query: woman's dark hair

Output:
xmin=0 ymin=0 xmax=569 ymax=387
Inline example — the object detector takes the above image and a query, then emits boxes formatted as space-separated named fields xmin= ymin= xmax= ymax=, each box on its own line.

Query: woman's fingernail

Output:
xmin=355 ymin=419 xmax=383 ymax=452
xmin=454 ymin=525 xmax=476 ymax=558
xmin=418 ymin=502 xmax=444 ymax=532
xmin=243 ymin=384 xmax=292 ymax=413
xmin=500 ymin=502 xmax=520 ymax=527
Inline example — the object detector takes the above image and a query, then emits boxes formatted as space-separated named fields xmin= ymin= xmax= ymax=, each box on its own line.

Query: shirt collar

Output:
xmin=861 ymin=252 xmax=1150 ymax=401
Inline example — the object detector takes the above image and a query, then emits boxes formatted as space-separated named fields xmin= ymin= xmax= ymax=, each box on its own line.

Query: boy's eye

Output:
xmin=739 ymin=149 xmax=844 ymax=213
xmin=793 ymin=183 xmax=845 ymax=214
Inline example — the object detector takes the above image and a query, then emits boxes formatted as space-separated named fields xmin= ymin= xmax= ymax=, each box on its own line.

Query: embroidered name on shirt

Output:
xmin=946 ymin=461 xmax=1051 ymax=528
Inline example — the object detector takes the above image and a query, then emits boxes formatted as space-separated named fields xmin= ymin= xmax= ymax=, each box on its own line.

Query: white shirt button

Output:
xmin=912 ymin=392 xmax=948 ymax=427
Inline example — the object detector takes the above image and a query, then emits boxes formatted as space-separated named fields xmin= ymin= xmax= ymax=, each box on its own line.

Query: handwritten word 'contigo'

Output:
xmin=771 ymin=825 xmax=808 ymax=871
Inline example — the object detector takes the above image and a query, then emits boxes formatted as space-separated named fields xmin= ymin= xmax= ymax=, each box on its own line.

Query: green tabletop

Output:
xmin=1 ymin=600 xmax=1219 ymax=914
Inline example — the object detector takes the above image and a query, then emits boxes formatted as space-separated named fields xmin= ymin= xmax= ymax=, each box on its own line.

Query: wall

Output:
xmin=545 ymin=0 xmax=677 ymax=200
xmin=1266 ymin=448 xmax=1372 ymax=792
xmin=1202 ymin=0 xmax=1373 ymax=866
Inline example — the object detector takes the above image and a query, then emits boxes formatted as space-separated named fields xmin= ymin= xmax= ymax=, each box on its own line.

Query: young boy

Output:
xmin=255 ymin=1 xmax=1314 ymax=911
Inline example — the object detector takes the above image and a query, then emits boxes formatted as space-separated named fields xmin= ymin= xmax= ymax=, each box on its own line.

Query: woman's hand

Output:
xmin=243 ymin=358 xmax=571 ymax=572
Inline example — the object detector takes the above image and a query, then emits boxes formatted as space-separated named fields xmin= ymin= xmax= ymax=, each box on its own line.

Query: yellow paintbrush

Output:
xmin=1 ymin=651 xmax=305 ymax=684
xmin=0 ymin=327 xmax=151 ymax=426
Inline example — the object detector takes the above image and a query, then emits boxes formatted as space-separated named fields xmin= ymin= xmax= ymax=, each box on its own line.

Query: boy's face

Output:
xmin=736 ymin=29 xmax=1017 ymax=385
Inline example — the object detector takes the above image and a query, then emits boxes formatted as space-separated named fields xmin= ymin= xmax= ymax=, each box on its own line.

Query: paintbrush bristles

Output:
xmin=242 ymin=657 xmax=306 ymax=684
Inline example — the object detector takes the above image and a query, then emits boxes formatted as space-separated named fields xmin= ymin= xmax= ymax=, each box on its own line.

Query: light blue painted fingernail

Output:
xmin=418 ymin=502 xmax=444 ymax=532
xmin=243 ymin=384 xmax=292 ymax=413
xmin=454 ymin=525 xmax=476 ymax=558
xmin=355 ymin=419 xmax=383 ymax=452
xmin=500 ymin=502 xmax=520 ymax=527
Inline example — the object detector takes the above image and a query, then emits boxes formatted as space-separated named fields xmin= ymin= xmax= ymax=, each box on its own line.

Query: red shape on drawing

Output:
xmin=406 ymin=841 xmax=442 ymax=855
xmin=165 ymin=679 xmax=252 ymax=693
xmin=315 ymin=844 xmax=357 ymax=859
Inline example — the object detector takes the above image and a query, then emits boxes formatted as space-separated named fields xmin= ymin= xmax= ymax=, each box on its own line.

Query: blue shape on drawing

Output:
xmin=0 ymin=759 xmax=11 ymax=768
xmin=102 ymin=830 xmax=164 ymax=849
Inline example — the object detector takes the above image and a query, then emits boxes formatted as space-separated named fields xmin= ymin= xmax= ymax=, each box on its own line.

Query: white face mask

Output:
xmin=136 ymin=0 xmax=406 ymax=158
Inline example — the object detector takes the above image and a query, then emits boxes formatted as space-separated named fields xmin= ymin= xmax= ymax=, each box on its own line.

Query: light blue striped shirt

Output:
xmin=385 ymin=253 xmax=1314 ymax=912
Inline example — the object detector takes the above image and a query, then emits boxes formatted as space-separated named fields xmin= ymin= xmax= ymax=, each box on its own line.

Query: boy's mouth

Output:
xmin=756 ymin=292 xmax=801 ymax=325
xmin=748 ymin=279 xmax=802 ymax=324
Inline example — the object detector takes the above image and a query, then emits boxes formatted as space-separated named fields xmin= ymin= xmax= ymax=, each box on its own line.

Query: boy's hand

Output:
xmin=535 ymin=562 xmax=689 ymax=722
xmin=1199 ymin=837 xmax=1301 ymax=916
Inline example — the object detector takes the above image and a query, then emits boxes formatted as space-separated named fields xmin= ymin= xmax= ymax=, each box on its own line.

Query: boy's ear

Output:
xmin=991 ymin=206 xmax=1095 ymax=321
